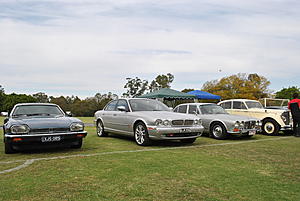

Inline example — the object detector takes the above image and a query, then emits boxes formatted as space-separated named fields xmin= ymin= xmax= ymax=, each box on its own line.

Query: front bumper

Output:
xmin=280 ymin=125 xmax=293 ymax=131
xmin=4 ymin=131 xmax=87 ymax=149
xmin=147 ymin=126 xmax=204 ymax=140
xmin=227 ymin=129 xmax=257 ymax=136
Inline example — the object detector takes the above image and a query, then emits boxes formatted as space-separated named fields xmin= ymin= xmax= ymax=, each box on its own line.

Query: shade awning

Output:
xmin=187 ymin=90 xmax=221 ymax=100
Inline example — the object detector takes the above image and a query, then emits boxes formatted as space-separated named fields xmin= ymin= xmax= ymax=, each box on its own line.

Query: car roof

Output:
xmin=14 ymin=103 xmax=58 ymax=106
xmin=219 ymin=99 xmax=259 ymax=102
xmin=176 ymin=103 xmax=216 ymax=106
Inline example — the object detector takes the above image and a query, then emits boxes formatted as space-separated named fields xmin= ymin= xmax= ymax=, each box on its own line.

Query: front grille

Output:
xmin=30 ymin=128 xmax=70 ymax=134
xmin=171 ymin=120 xmax=194 ymax=126
xmin=281 ymin=111 xmax=290 ymax=125
xmin=244 ymin=121 xmax=256 ymax=129
xmin=184 ymin=120 xmax=194 ymax=126
xmin=172 ymin=120 xmax=184 ymax=126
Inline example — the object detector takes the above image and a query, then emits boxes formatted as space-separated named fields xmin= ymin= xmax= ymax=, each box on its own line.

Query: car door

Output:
xmin=113 ymin=99 xmax=132 ymax=134
xmin=230 ymin=101 xmax=249 ymax=117
xmin=101 ymin=100 xmax=118 ymax=130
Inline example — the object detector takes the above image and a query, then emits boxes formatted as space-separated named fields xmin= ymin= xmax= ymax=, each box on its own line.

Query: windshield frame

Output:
xmin=11 ymin=105 xmax=65 ymax=118
xmin=128 ymin=99 xmax=170 ymax=112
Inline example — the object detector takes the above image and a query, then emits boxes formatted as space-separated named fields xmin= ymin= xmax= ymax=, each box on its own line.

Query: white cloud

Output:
xmin=0 ymin=0 xmax=299 ymax=97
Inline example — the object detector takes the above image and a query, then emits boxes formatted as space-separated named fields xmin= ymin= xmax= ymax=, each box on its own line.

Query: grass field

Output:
xmin=0 ymin=123 xmax=300 ymax=200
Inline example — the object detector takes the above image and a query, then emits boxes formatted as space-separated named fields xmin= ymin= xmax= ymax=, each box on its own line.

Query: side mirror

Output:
xmin=66 ymin=111 xmax=72 ymax=117
xmin=117 ymin=106 xmax=127 ymax=112
xmin=1 ymin=112 xmax=8 ymax=117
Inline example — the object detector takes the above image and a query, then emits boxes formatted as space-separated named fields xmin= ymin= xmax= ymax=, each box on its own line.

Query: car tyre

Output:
xmin=71 ymin=139 xmax=82 ymax=149
xmin=134 ymin=123 xmax=151 ymax=146
xmin=262 ymin=119 xmax=280 ymax=135
xmin=180 ymin=138 xmax=196 ymax=144
xmin=210 ymin=123 xmax=228 ymax=140
xmin=5 ymin=142 xmax=16 ymax=154
xmin=96 ymin=120 xmax=108 ymax=137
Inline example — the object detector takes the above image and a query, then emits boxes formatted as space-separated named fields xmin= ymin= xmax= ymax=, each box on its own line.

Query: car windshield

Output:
xmin=199 ymin=104 xmax=228 ymax=114
xmin=245 ymin=101 xmax=263 ymax=109
xmin=12 ymin=105 xmax=64 ymax=117
xmin=129 ymin=99 xmax=170 ymax=112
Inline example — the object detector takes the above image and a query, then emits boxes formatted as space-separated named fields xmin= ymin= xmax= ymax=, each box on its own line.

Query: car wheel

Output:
xmin=96 ymin=120 xmax=108 ymax=137
xmin=180 ymin=138 xmax=196 ymax=144
xmin=262 ymin=119 xmax=280 ymax=135
xmin=71 ymin=139 xmax=82 ymax=149
xmin=5 ymin=142 xmax=16 ymax=154
xmin=210 ymin=123 xmax=228 ymax=140
xmin=134 ymin=123 xmax=151 ymax=146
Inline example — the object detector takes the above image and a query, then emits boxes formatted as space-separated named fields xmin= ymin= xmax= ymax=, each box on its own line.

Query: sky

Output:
xmin=0 ymin=0 xmax=299 ymax=98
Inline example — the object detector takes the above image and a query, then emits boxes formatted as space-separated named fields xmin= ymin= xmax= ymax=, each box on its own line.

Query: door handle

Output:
xmin=113 ymin=114 xmax=117 ymax=116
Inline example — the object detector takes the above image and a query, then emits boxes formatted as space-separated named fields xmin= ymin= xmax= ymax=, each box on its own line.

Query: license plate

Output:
xmin=249 ymin=130 xmax=256 ymax=135
xmin=41 ymin=136 xmax=61 ymax=142
xmin=180 ymin=128 xmax=192 ymax=133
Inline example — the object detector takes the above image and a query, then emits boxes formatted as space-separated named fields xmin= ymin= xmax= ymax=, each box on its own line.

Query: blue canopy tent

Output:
xmin=187 ymin=90 xmax=221 ymax=100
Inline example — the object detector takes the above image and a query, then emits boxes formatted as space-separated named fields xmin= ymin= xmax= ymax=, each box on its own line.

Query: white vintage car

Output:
xmin=218 ymin=99 xmax=292 ymax=135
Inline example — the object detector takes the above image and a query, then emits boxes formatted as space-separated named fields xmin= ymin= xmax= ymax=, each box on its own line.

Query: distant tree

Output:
xmin=0 ymin=85 xmax=4 ymax=111
xmin=49 ymin=96 xmax=70 ymax=111
xmin=202 ymin=73 xmax=271 ymax=100
xmin=149 ymin=73 xmax=174 ymax=92
xmin=32 ymin=92 xmax=49 ymax=103
xmin=123 ymin=77 xmax=148 ymax=97
xmin=181 ymin=88 xmax=194 ymax=93
xmin=2 ymin=93 xmax=37 ymax=113
xmin=275 ymin=86 xmax=300 ymax=99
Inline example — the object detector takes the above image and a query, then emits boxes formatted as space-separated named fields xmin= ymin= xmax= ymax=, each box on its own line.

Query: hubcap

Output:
xmin=264 ymin=122 xmax=275 ymax=134
xmin=135 ymin=125 xmax=145 ymax=144
xmin=213 ymin=125 xmax=223 ymax=137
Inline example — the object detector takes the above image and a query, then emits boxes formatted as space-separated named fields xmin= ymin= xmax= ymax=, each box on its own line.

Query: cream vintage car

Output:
xmin=218 ymin=99 xmax=292 ymax=135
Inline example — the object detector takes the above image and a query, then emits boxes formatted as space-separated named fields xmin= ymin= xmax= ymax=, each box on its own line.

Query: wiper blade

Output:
xmin=12 ymin=114 xmax=27 ymax=117
xmin=27 ymin=113 xmax=51 ymax=116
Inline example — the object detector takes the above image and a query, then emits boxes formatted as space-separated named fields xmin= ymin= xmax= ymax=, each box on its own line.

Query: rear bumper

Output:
xmin=147 ymin=126 xmax=204 ymax=140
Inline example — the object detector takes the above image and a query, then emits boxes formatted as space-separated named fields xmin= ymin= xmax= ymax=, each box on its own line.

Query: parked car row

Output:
xmin=2 ymin=98 xmax=293 ymax=154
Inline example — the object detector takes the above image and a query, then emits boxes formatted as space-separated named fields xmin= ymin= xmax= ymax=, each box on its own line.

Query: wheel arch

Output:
xmin=209 ymin=120 xmax=228 ymax=131
xmin=262 ymin=117 xmax=280 ymax=127
xmin=133 ymin=119 xmax=148 ymax=132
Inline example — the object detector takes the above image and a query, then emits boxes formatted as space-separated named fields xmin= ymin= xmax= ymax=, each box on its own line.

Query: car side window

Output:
xmin=188 ymin=105 xmax=198 ymax=114
xmin=232 ymin=101 xmax=247 ymax=109
xmin=221 ymin=101 xmax=232 ymax=109
xmin=116 ymin=100 xmax=129 ymax=112
xmin=178 ymin=105 xmax=187 ymax=113
xmin=105 ymin=100 xmax=118 ymax=111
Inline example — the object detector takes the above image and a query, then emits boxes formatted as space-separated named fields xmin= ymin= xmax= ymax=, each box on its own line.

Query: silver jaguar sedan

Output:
xmin=94 ymin=98 xmax=204 ymax=146
xmin=174 ymin=103 xmax=261 ymax=140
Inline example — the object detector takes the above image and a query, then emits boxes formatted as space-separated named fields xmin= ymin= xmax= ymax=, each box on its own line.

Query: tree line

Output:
xmin=1 ymin=73 xmax=299 ymax=116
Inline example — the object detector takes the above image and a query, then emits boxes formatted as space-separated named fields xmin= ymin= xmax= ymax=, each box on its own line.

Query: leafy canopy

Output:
xmin=202 ymin=73 xmax=271 ymax=100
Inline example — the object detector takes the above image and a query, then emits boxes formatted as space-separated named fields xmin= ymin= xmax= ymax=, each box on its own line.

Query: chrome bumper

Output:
xmin=147 ymin=126 xmax=204 ymax=140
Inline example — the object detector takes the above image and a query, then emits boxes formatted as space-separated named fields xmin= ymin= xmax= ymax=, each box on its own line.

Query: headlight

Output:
xmin=163 ymin=120 xmax=170 ymax=126
xmin=70 ymin=122 xmax=84 ymax=132
xmin=234 ymin=121 xmax=240 ymax=128
xmin=198 ymin=119 xmax=202 ymax=125
xmin=155 ymin=119 xmax=163 ymax=126
xmin=239 ymin=122 xmax=244 ymax=128
xmin=11 ymin=125 xmax=30 ymax=134
xmin=256 ymin=121 xmax=262 ymax=126
xmin=194 ymin=119 xmax=199 ymax=125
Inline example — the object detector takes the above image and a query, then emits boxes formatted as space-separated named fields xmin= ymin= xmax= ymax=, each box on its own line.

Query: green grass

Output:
xmin=0 ymin=125 xmax=299 ymax=201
